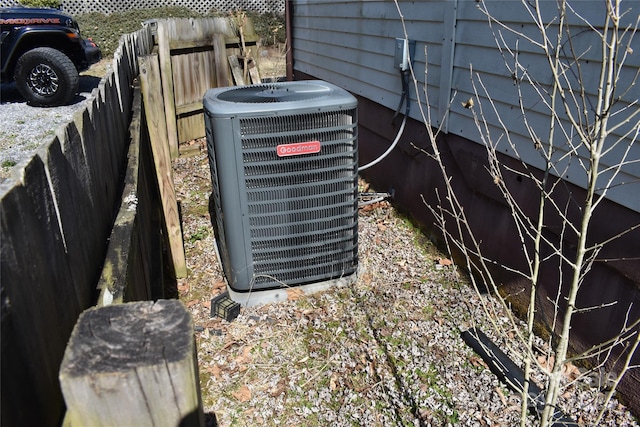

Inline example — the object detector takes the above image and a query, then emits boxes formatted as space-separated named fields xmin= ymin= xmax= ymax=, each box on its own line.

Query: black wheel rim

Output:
xmin=27 ymin=64 xmax=59 ymax=97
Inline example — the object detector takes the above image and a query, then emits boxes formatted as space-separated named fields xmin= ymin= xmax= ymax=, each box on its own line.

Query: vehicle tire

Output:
xmin=14 ymin=47 xmax=79 ymax=107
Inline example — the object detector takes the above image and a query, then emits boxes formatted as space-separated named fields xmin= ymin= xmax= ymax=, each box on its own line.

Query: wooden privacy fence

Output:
xmin=2 ymin=15 xmax=260 ymax=426
xmin=0 ymin=27 xmax=157 ymax=426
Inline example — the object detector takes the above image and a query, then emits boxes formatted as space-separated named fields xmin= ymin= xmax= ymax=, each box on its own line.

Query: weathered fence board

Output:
xmin=171 ymin=49 xmax=217 ymax=107
xmin=0 ymin=155 xmax=79 ymax=426
xmin=225 ymin=37 xmax=260 ymax=84
xmin=42 ymin=137 xmax=100 ymax=310
xmin=228 ymin=54 xmax=246 ymax=85
xmin=59 ymin=118 xmax=109 ymax=268
xmin=213 ymin=33 xmax=232 ymax=87
xmin=139 ymin=54 xmax=188 ymax=278
xmin=60 ymin=300 xmax=203 ymax=427
xmin=157 ymin=20 xmax=180 ymax=157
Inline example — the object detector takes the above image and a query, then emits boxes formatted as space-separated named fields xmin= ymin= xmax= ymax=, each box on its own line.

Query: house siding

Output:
xmin=293 ymin=1 xmax=445 ymax=125
xmin=291 ymin=0 xmax=640 ymax=212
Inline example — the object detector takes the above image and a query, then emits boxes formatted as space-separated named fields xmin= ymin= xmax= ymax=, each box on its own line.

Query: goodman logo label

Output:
xmin=276 ymin=141 xmax=321 ymax=157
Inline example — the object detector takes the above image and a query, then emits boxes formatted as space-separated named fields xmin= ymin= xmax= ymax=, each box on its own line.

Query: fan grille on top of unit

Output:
xmin=216 ymin=83 xmax=332 ymax=103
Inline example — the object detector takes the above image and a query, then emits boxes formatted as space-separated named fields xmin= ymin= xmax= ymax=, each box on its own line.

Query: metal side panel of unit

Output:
xmin=204 ymin=113 xmax=254 ymax=289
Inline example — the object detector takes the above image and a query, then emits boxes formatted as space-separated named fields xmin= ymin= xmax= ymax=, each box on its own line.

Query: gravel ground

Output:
xmin=172 ymin=148 xmax=639 ymax=427
xmin=0 ymin=62 xmax=108 ymax=181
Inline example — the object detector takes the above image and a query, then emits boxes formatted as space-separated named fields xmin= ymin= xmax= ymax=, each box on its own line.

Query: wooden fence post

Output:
xmin=59 ymin=300 xmax=203 ymax=427
xmin=213 ymin=33 xmax=232 ymax=87
xmin=156 ymin=20 xmax=180 ymax=158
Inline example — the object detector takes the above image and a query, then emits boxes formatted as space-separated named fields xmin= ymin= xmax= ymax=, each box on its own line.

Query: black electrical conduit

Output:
xmin=461 ymin=328 xmax=576 ymax=426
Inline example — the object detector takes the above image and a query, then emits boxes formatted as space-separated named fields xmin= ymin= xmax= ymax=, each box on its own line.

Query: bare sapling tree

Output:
xmin=395 ymin=0 xmax=640 ymax=425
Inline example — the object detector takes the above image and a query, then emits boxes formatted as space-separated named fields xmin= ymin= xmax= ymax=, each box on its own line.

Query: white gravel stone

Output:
xmin=0 ymin=75 xmax=102 ymax=180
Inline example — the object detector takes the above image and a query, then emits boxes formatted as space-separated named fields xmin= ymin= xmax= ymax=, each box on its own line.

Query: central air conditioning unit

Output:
xmin=203 ymin=80 xmax=359 ymax=306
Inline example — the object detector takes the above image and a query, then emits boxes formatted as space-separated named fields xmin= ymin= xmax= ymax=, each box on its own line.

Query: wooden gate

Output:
xmin=155 ymin=17 xmax=261 ymax=155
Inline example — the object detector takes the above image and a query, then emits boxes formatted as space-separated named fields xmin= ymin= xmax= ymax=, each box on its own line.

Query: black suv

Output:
xmin=1 ymin=6 xmax=101 ymax=106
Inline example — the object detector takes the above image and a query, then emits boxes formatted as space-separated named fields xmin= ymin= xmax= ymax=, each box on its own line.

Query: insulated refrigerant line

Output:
xmin=359 ymin=69 xmax=410 ymax=171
